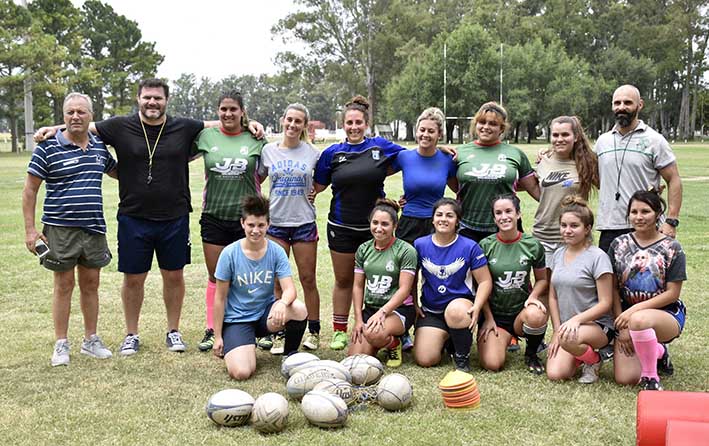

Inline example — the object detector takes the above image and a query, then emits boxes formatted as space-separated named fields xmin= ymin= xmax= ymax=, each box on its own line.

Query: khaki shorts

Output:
xmin=41 ymin=225 xmax=112 ymax=272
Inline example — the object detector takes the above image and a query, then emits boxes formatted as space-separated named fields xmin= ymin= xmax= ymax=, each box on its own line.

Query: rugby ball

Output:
xmin=376 ymin=373 xmax=413 ymax=411
xmin=301 ymin=390 xmax=348 ymax=428
xmin=250 ymin=392 xmax=289 ymax=433
xmin=281 ymin=352 xmax=320 ymax=379
xmin=291 ymin=359 xmax=351 ymax=381
xmin=205 ymin=389 xmax=255 ymax=427
xmin=286 ymin=366 xmax=350 ymax=400
xmin=313 ymin=378 xmax=358 ymax=406
xmin=341 ymin=354 xmax=384 ymax=385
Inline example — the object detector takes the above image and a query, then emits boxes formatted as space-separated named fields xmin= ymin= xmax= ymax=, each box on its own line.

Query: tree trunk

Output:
xmin=457 ymin=118 xmax=464 ymax=144
xmin=405 ymin=120 xmax=414 ymax=141
xmin=526 ymin=121 xmax=535 ymax=144
xmin=10 ymin=116 xmax=18 ymax=153
xmin=446 ymin=119 xmax=455 ymax=144
xmin=514 ymin=121 xmax=521 ymax=143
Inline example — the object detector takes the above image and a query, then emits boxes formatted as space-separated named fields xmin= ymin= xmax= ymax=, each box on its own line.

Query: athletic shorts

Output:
xmin=200 ymin=213 xmax=245 ymax=246
xmin=595 ymin=322 xmax=616 ymax=344
xmin=396 ymin=215 xmax=432 ymax=245
xmin=41 ymin=225 xmax=111 ymax=272
xmin=267 ymin=222 xmax=319 ymax=244
xmin=326 ymin=222 xmax=372 ymax=254
xmin=415 ymin=309 xmax=449 ymax=332
xmin=481 ymin=312 xmax=520 ymax=336
xmin=622 ymin=301 xmax=687 ymax=340
xmin=222 ymin=300 xmax=276 ymax=354
xmin=598 ymin=228 xmax=633 ymax=254
xmin=458 ymin=227 xmax=495 ymax=244
xmin=117 ymin=214 xmax=191 ymax=274
xmin=362 ymin=304 xmax=416 ymax=332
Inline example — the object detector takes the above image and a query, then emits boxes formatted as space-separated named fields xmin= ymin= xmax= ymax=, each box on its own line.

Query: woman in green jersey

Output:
xmin=194 ymin=90 xmax=266 ymax=352
xmin=479 ymin=195 xmax=548 ymax=374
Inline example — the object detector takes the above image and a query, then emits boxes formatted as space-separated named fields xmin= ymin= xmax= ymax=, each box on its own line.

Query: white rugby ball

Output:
xmin=376 ymin=373 xmax=413 ymax=411
xmin=291 ymin=359 xmax=351 ymax=381
xmin=281 ymin=352 xmax=320 ymax=379
xmin=251 ymin=392 xmax=289 ymax=433
xmin=341 ymin=354 xmax=384 ymax=385
xmin=205 ymin=389 xmax=255 ymax=427
xmin=301 ymin=390 xmax=348 ymax=428
xmin=313 ymin=378 xmax=358 ymax=406
xmin=286 ymin=366 xmax=350 ymax=400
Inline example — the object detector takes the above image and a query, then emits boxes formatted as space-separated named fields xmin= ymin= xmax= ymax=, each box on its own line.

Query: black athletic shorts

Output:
xmin=414 ymin=309 xmax=449 ymax=332
xmin=200 ymin=213 xmax=245 ymax=246
xmin=326 ymin=222 xmax=372 ymax=254
xmin=396 ymin=215 xmax=432 ymax=245
xmin=362 ymin=304 xmax=416 ymax=332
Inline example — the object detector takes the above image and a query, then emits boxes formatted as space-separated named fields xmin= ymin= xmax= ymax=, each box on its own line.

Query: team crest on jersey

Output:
xmin=385 ymin=260 xmax=395 ymax=272
xmin=463 ymin=163 xmax=507 ymax=180
xmin=496 ymin=271 xmax=527 ymax=289
xmin=497 ymin=154 xmax=507 ymax=161
xmin=338 ymin=155 xmax=347 ymax=163
xmin=240 ymin=146 xmax=249 ymax=155
xmin=211 ymin=158 xmax=248 ymax=176
xmin=438 ymin=285 xmax=447 ymax=294
xmin=209 ymin=146 xmax=219 ymax=152
xmin=372 ymin=149 xmax=380 ymax=160
xmin=363 ymin=260 xmax=369 ymax=268
xmin=489 ymin=258 xmax=497 ymax=265
xmin=519 ymin=255 xmax=529 ymax=266
xmin=421 ymin=257 xmax=466 ymax=280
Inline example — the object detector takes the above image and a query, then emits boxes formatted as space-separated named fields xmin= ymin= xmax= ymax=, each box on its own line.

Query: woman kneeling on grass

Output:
xmin=212 ymin=195 xmax=307 ymax=380
xmin=413 ymin=198 xmax=493 ymax=372
xmin=349 ymin=199 xmax=417 ymax=368
xmin=478 ymin=194 xmax=548 ymax=374
xmin=609 ymin=190 xmax=687 ymax=391
xmin=546 ymin=196 xmax=614 ymax=384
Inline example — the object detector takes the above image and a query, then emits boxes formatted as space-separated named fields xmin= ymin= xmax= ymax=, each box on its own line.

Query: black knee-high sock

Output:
xmin=307 ymin=319 xmax=321 ymax=334
xmin=523 ymin=323 xmax=547 ymax=357
xmin=283 ymin=319 xmax=306 ymax=355
xmin=448 ymin=328 xmax=473 ymax=357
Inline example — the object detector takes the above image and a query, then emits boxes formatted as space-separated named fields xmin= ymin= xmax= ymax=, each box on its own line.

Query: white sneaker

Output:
xmin=51 ymin=339 xmax=70 ymax=367
xmin=270 ymin=332 xmax=285 ymax=355
xmin=578 ymin=361 xmax=602 ymax=384
xmin=81 ymin=334 xmax=113 ymax=359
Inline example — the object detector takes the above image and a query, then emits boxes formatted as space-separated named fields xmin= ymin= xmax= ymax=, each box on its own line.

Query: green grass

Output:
xmin=0 ymin=143 xmax=707 ymax=446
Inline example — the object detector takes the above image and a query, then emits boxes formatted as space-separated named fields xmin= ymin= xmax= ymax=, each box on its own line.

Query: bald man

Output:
xmin=594 ymin=85 xmax=683 ymax=253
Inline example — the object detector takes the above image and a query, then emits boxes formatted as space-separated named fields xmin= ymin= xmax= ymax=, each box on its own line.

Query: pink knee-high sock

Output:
xmin=629 ymin=328 xmax=664 ymax=380
xmin=575 ymin=345 xmax=600 ymax=365
xmin=205 ymin=280 xmax=216 ymax=330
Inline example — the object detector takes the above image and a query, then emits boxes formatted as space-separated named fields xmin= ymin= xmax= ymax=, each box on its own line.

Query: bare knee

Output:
xmin=523 ymin=307 xmax=547 ymax=328
xmin=628 ymin=311 xmax=653 ymax=331
xmin=227 ymin=364 xmax=254 ymax=381
xmin=546 ymin=368 xmax=569 ymax=382
xmin=444 ymin=303 xmax=471 ymax=328
xmin=480 ymin=356 xmax=505 ymax=372
xmin=300 ymin=273 xmax=317 ymax=291
xmin=614 ymin=373 xmax=639 ymax=386
xmin=289 ymin=300 xmax=308 ymax=321
xmin=364 ymin=329 xmax=389 ymax=348
xmin=414 ymin=350 xmax=441 ymax=367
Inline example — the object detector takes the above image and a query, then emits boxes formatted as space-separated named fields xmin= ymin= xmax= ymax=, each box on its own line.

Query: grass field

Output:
xmin=0 ymin=142 xmax=707 ymax=446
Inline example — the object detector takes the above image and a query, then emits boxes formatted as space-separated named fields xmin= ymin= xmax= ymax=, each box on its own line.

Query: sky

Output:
xmin=72 ymin=0 xmax=304 ymax=82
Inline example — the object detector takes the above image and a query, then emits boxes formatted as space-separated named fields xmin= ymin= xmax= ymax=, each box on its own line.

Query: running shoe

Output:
xmin=657 ymin=344 xmax=674 ymax=376
xmin=302 ymin=332 xmax=320 ymax=351
xmin=639 ymin=376 xmax=663 ymax=391
xmin=198 ymin=329 xmax=215 ymax=352
xmin=80 ymin=334 xmax=112 ymax=359
xmin=166 ymin=330 xmax=186 ymax=352
xmin=119 ymin=334 xmax=140 ymax=356
xmin=453 ymin=352 xmax=471 ymax=373
xmin=386 ymin=343 xmax=403 ymax=368
xmin=271 ymin=332 xmax=286 ymax=355
xmin=257 ymin=335 xmax=273 ymax=350
xmin=51 ymin=339 xmax=70 ymax=367
xmin=329 ymin=330 xmax=348 ymax=351
xmin=401 ymin=333 xmax=414 ymax=352
xmin=578 ymin=361 xmax=602 ymax=384
xmin=524 ymin=354 xmax=545 ymax=375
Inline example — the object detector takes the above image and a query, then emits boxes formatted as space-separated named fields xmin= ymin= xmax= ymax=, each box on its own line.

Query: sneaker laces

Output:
xmin=55 ymin=341 xmax=69 ymax=355
xmin=201 ymin=330 xmax=214 ymax=343
xmin=388 ymin=346 xmax=401 ymax=361
xmin=167 ymin=332 xmax=183 ymax=345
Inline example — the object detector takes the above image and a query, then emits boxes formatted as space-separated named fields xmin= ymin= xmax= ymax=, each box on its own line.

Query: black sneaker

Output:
xmin=599 ymin=343 xmax=614 ymax=363
xmin=657 ymin=344 xmax=674 ymax=376
xmin=453 ymin=353 xmax=471 ymax=373
xmin=524 ymin=354 xmax=545 ymax=375
xmin=639 ymin=376 xmax=663 ymax=391
xmin=198 ymin=329 xmax=215 ymax=352
xmin=166 ymin=330 xmax=186 ymax=352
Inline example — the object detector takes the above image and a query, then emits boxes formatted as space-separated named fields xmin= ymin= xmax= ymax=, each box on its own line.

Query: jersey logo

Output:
xmin=240 ymin=146 xmax=249 ymax=155
xmin=519 ymin=255 xmax=529 ymax=266
xmin=367 ymin=275 xmax=393 ymax=295
xmin=496 ymin=271 xmax=527 ymax=289
xmin=438 ymin=285 xmax=447 ymax=294
xmin=497 ymin=154 xmax=507 ymax=161
xmin=489 ymin=258 xmax=497 ymax=265
xmin=385 ymin=260 xmax=395 ymax=272
xmin=62 ymin=159 xmax=79 ymax=166
xmin=463 ymin=163 xmax=507 ymax=180
xmin=540 ymin=171 xmax=572 ymax=187
xmin=372 ymin=149 xmax=380 ymax=160
xmin=421 ymin=257 xmax=466 ymax=280
xmin=209 ymin=146 xmax=219 ymax=152
xmin=211 ymin=158 xmax=248 ymax=176
xmin=337 ymin=155 xmax=347 ymax=163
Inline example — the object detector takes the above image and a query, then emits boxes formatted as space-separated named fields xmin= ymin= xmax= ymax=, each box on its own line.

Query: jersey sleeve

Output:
xmin=214 ymin=245 xmax=235 ymax=282
xmin=314 ymin=145 xmax=334 ymax=186
xmin=354 ymin=243 xmax=366 ymax=273
xmin=446 ymin=153 xmax=457 ymax=179
xmin=103 ymin=149 xmax=117 ymax=173
xmin=94 ymin=116 xmax=130 ymax=147
xmin=27 ymin=144 xmax=48 ymax=179
xmin=665 ymin=240 xmax=687 ymax=282
xmin=257 ymin=144 xmax=272 ymax=179
xmin=652 ymin=136 xmax=677 ymax=170
xmin=273 ymin=242 xmax=293 ymax=278
xmin=532 ymin=239 xmax=545 ymax=269
xmin=390 ymin=151 xmax=403 ymax=173
xmin=400 ymin=242 xmax=418 ymax=272
xmin=517 ymin=148 xmax=534 ymax=178
xmin=469 ymin=241 xmax=488 ymax=270
xmin=592 ymin=249 xmax=613 ymax=279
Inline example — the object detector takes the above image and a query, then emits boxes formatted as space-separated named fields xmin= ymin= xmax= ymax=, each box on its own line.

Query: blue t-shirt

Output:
xmin=215 ymin=239 xmax=292 ymax=323
xmin=314 ymin=136 xmax=404 ymax=229
xmin=391 ymin=149 xmax=457 ymax=218
xmin=414 ymin=234 xmax=488 ymax=312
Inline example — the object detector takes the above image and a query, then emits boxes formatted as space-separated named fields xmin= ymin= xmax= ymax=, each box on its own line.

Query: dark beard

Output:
xmin=615 ymin=109 xmax=637 ymax=128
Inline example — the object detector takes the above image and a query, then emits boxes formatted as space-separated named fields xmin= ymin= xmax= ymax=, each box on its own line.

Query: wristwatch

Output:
xmin=665 ymin=218 xmax=679 ymax=228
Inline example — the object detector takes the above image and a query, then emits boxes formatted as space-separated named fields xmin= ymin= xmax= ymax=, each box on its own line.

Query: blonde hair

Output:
xmin=416 ymin=107 xmax=446 ymax=138
xmin=470 ymin=101 xmax=509 ymax=138
xmin=283 ymin=103 xmax=311 ymax=143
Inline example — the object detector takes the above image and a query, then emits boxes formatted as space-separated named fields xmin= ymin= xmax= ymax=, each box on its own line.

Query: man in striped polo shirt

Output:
xmin=23 ymin=92 xmax=117 ymax=367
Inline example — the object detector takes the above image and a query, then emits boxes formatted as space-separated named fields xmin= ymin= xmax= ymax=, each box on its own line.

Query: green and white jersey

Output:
xmin=195 ymin=128 xmax=265 ymax=220
xmin=456 ymin=142 xmax=534 ymax=232
xmin=354 ymin=238 xmax=417 ymax=309
xmin=479 ymin=233 xmax=545 ymax=318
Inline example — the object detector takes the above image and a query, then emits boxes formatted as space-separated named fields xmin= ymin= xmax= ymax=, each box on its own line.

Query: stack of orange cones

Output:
xmin=438 ymin=370 xmax=480 ymax=410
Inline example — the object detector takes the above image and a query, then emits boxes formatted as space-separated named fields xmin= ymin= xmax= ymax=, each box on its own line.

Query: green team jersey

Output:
xmin=354 ymin=238 xmax=418 ymax=309
xmin=456 ymin=142 xmax=534 ymax=232
xmin=195 ymin=128 xmax=265 ymax=220
xmin=479 ymin=233 xmax=545 ymax=318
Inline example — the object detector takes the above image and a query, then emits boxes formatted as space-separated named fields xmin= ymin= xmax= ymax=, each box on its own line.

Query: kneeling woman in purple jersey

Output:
xmin=212 ymin=195 xmax=307 ymax=380
xmin=413 ymin=198 xmax=493 ymax=372
xmin=349 ymin=199 xmax=417 ymax=368
xmin=610 ymin=190 xmax=687 ymax=391
xmin=546 ymin=196 xmax=614 ymax=384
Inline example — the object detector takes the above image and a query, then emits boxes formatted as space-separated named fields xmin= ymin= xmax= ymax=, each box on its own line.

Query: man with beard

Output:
xmin=34 ymin=79 xmax=263 ymax=356
xmin=595 ymin=85 xmax=683 ymax=253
